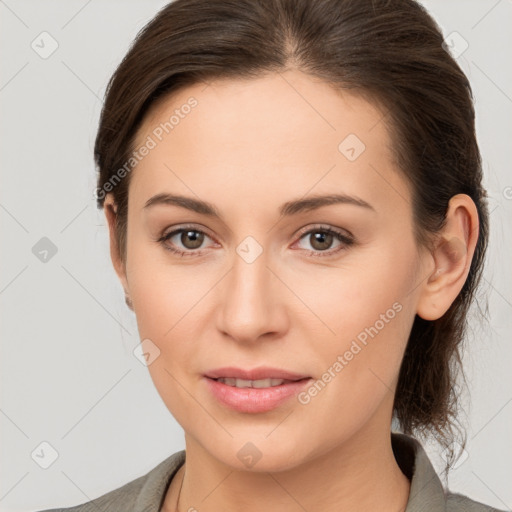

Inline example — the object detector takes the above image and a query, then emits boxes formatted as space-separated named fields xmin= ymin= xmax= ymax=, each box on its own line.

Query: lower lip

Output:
xmin=204 ymin=377 xmax=312 ymax=413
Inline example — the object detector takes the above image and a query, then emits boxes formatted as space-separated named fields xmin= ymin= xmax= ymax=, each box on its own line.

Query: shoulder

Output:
xmin=33 ymin=450 xmax=186 ymax=512
xmin=446 ymin=491 xmax=509 ymax=512
xmin=391 ymin=433 xmax=508 ymax=512
xmin=34 ymin=472 xmax=147 ymax=512
xmin=34 ymin=474 xmax=145 ymax=512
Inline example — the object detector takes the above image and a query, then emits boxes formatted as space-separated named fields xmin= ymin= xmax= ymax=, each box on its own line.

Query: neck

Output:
xmin=168 ymin=426 xmax=410 ymax=512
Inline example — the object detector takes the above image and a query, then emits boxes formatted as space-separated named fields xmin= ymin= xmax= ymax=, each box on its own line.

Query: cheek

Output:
xmin=126 ymin=256 xmax=209 ymax=426
xmin=126 ymin=237 xmax=215 ymax=339
xmin=287 ymin=234 xmax=418 ymax=349
xmin=292 ymin=240 xmax=418 ymax=416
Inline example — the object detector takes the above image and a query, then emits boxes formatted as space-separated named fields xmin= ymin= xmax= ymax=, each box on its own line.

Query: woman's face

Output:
xmin=109 ymin=70 xmax=431 ymax=471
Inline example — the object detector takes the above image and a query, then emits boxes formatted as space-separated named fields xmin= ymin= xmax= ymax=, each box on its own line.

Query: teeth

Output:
xmin=217 ymin=377 xmax=287 ymax=388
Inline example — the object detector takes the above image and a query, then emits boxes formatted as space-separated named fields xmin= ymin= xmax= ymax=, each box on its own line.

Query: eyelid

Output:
xmin=161 ymin=223 xmax=216 ymax=239
xmin=160 ymin=223 xmax=354 ymax=242
xmin=158 ymin=222 xmax=355 ymax=257
xmin=290 ymin=224 xmax=355 ymax=257
xmin=294 ymin=223 xmax=354 ymax=241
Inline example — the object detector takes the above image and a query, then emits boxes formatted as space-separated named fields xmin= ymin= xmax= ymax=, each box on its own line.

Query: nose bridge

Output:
xmin=217 ymin=239 xmax=286 ymax=343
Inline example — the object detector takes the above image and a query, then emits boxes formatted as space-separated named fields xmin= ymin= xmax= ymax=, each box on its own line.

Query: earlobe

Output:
xmin=104 ymin=193 xmax=130 ymax=297
xmin=416 ymin=194 xmax=479 ymax=321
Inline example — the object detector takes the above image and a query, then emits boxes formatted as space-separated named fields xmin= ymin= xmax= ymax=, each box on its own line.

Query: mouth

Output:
xmin=211 ymin=377 xmax=308 ymax=388
xmin=204 ymin=366 xmax=310 ymax=382
xmin=203 ymin=367 xmax=312 ymax=413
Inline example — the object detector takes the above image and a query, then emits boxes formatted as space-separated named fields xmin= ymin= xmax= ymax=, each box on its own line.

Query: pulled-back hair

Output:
xmin=94 ymin=0 xmax=489 ymax=464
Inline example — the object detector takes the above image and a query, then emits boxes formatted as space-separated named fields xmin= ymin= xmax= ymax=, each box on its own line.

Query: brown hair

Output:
xmin=94 ymin=0 xmax=489 ymax=464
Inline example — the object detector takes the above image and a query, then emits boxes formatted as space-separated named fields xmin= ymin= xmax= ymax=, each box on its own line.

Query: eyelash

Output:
xmin=156 ymin=224 xmax=355 ymax=258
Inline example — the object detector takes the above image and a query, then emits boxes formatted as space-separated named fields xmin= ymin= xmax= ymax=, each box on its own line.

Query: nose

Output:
xmin=215 ymin=248 xmax=289 ymax=345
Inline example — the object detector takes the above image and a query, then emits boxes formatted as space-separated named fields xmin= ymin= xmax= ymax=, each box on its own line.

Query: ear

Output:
xmin=416 ymin=194 xmax=480 ymax=321
xmin=104 ymin=193 xmax=130 ymax=297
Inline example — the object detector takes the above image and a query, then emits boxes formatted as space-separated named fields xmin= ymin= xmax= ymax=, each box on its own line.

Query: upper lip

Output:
xmin=204 ymin=366 xmax=310 ymax=381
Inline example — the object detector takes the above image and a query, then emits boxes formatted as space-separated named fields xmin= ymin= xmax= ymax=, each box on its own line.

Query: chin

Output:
xmin=198 ymin=434 xmax=313 ymax=473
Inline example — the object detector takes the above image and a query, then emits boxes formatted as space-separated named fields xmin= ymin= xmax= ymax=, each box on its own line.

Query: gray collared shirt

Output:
xmin=36 ymin=433 xmax=507 ymax=511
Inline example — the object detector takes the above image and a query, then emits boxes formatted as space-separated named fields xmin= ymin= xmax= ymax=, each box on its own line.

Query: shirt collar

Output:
xmin=392 ymin=432 xmax=447 ymax=512
xmin=135 ymin=449 xmax=186 ymax=511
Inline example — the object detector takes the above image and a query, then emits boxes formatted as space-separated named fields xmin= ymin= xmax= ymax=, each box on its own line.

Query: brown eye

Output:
xmin=178 ymin=230 xmax=204 ymax=249
xmin=295 ymin=225 xmax=355 ymax=258
xmin=158 ymin=226 xmax=215 ymax=257
xmin=308 ymin=231 xmax=334 ymax=251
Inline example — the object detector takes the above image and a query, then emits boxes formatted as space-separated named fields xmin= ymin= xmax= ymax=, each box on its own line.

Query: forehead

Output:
xmin=135 ymin=70 xmax=390 ymax=149
xmin=129 ymin=70 xmax=406 ymax=214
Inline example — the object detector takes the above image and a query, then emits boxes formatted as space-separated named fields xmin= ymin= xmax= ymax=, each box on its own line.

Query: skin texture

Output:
xmin=104 ymin=69 xmax=479 ymax=512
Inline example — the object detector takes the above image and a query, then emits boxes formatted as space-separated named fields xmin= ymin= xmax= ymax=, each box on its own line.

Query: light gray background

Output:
xmin=1 ymin=1 xmax=511 ymax=511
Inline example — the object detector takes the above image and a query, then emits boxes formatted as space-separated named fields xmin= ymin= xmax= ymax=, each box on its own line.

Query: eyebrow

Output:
xmin=143 ymin=192 xmax=376 ymax=218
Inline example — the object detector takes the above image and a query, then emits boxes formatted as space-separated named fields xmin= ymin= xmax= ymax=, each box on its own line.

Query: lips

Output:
xmin=204 ymin=376 xmax=312 ymax=413
xmin=216 ymin=377 xmax=292 ymax=388
xmin=204 ymin=366 xmax=310 ymax=381
xmin=203 ymin=366 xmax=312 ymax=413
